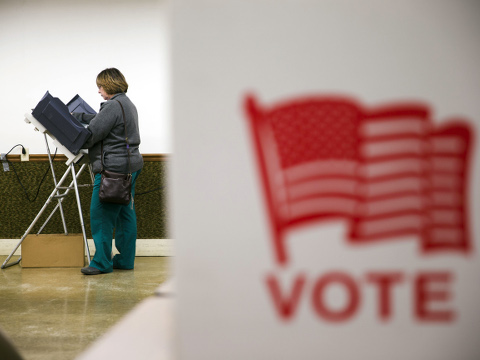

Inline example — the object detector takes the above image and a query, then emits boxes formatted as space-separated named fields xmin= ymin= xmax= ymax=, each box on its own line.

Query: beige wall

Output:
xmin=0 ymin=0 xmax=171 ymax=154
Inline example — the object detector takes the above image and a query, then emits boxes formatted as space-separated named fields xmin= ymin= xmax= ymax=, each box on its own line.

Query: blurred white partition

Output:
xmin=171 ymin=1 xmax=480 ymax=360
xmin=76 ymin=279 xmax=176 ymax=360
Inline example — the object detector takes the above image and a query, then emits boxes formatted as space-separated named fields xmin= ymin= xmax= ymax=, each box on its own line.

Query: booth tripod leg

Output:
xmin=44 ymin=133 xmax=68 ymax=234
xmin=36 ymin=163 xmax=89 ymax=236
xmin=33 ymin=163 xmax=92 ymax=263
xmin=1 ymin=166 xmax=73 ymax=269
xmin=70 ymin=164 xmax=91 ymax=264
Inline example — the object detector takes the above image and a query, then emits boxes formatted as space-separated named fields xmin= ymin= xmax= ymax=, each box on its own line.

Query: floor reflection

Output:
xmin=0 ymin=256 xmax=170 ymax=360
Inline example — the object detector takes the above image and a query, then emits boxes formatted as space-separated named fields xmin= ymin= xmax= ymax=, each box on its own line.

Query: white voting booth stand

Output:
xmin=1 ymin=113 xmax=93 ymax=269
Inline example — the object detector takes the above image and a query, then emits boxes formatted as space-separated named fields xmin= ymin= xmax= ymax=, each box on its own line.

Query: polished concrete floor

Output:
xmin=0 ymin=256 xmax=171 ymax=360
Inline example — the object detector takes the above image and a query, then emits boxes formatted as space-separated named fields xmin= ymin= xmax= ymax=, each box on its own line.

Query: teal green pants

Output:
xmin=89 ymin=170 xmax=141 ymax=273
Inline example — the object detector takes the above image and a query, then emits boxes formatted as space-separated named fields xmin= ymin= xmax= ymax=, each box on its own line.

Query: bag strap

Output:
xmin=100 ymin=100 xmax=132 ymax=174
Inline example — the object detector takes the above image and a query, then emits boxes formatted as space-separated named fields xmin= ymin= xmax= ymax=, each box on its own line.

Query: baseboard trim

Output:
xmin=0 ymin=239 xmax=174 ymax=257
xmin=5 ymin=153 xmax=169 ymax=162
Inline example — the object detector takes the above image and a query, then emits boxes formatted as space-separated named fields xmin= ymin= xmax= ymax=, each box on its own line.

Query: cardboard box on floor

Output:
xmin=22 ymin=234 xmax=85 ymax=268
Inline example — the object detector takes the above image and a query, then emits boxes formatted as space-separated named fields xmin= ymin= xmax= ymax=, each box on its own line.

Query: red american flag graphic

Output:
xmin=244 ymin=94 xmax=474 ymax=266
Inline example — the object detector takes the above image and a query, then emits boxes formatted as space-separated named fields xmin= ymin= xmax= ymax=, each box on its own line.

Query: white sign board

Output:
xmin=171 ymin=1 xmax=480 ymax=359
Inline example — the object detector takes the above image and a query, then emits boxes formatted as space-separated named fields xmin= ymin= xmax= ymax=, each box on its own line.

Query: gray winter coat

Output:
xmin=73 ymin=93 xmax=143 ymax=174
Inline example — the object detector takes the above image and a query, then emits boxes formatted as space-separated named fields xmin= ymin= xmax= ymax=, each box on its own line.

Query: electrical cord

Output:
xmin=135 ymin=186 xmax=164 ymax=196
xmin=4 ymin=144 xmax=164 ymax=200
xmin=4 ymin=144 xmax=26 ymax=157
xmin=4 ymin=144 xmax=58 ymax=202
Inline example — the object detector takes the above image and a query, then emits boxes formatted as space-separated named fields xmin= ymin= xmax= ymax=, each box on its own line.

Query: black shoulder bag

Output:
xmin=98 ymin=100 xmax=132 ymax=205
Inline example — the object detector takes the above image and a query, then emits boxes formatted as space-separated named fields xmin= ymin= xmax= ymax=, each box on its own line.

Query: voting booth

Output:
xmin=31 ymin=91 xmax=91 ymax=155
xmin=66 ymin=94 xmax=97 ymax=116
xmin=1 ymin=93 xmax=95 ymax=269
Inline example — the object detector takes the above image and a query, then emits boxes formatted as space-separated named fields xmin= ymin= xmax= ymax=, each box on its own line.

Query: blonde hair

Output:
xmin=96 ymin=68 xmax=128 ymax=95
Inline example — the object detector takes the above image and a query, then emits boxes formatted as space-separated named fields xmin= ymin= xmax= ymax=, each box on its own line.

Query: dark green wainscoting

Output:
xmin=0 ymin=155 xmax=169 ymax=239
